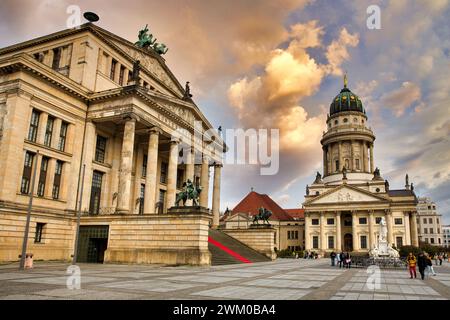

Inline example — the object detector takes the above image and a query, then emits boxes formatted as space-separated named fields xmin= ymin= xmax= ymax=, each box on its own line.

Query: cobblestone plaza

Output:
xmin=0 ymin=259 xmax=448 ymax=300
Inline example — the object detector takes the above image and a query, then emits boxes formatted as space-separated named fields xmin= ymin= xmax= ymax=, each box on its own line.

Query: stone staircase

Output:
xmin=208 ymin=229 xmax=271 ymax=266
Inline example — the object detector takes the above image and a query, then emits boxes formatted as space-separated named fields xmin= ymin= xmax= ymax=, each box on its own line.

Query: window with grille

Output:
xmin=311 ymin=219 xmax=319 ymax=225
xmin=37 ymin=156 xmax=49 ymax=197
xmin=52 ymin=160 xmax=63 ymax=199
xmin=429 ymin=218 xmax=433 ymax=224
xmin=44 ymin=116 xmax=54 ymax=147
xmin=110 ymin=59 xmax=117 ymax=80
xmin=160 ymin=162 xmax=168 ymax=184
xmin=375 ymin=217 xmax=382 ymax=224
xmin=312 ymin=236 xmax=319 ymax=249
xmin=327 ymin=218 xmax=335 ymax=225
xmin=359 ymin=217 xmax=367 ymax=225
xmin=394 ymin=218 xmax=403 ymax=225
xmin=328 ymin=236 xmax=334 ymax=249
xmin=359 ymin=235 xmax=367 ymax=249
xmin=355 ymin=159 xmax=360 ymax=170
xmin=34 ymin=223 xmax=45 ymax=243
xmin=21 ymin=152 xmax=35 ymax=194
xmin=89 ymin=171 xmax=103 ymax=215
xmin=28 ymin=110 xmax=40 ymax=142
xmin=95 ymin=135 xmax=107 ymax=163
xmin=142 ymin=154 xmax=147 ymax=177
xmin=58 ymin=122 xmax=68 ymax=151
xmin=396 ymin=236 xmax=403 ymax=248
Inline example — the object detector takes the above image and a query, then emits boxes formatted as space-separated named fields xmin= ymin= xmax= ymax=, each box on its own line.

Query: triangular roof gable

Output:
xmin=90 ymin=25 xmax=185 ymax=97
xmin=304 ymin=184 xmax=389 ymax=205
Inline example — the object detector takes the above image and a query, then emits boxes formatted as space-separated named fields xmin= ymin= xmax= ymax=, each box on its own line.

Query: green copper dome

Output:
xmin=330 ymin=77 xmax=365 ymax=116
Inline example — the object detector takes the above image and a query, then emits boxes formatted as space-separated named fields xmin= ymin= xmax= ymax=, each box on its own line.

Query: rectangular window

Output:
xmin=95 ymin=135 xmax=107 ymax=163
xmin=110 ymin=59 xmax=117 ymax=80
xmin=295 ymin=231 xmax=298 ymax=239
xmin=424 ymin=228 xmax=428 ymax=234
xmin=37 ymin=156 xmax=49 ymax=197
xmin=360 ymin=235 xmax=367 ymax=249
xmin=394 ymin=218 xmax=403 ymax=225
xmin=425 ymin=238 xmax=429 ymax=243
xmin=312 ymin=236 xmax=319 ymax=249
xmin=311 ymin=218 xmax=319 ymax=226
xmin=176 ymin=169 xmax=184 ymax=189
xmin=89 ymin=171 xmax=103 ymax=215
xmin=328 ymin=236 xmax=334 ymax=249
xmin=423 ymin=218 xmax=427 ymax=224
xmin=287 ymin=231 xmax=291 ymax=240
xmin=127 ymin=70 xmax=133 ymax=84
xmin=119 ymin=66 xmax=126 ymax=85
xmin=157 ymin=189 xmax=166 ymax=213
xmin=359 ymin=217 xmax=367 ymax=225
xmin=430 ymin=228 xmax=434 ymax=234
xmin=21 ymin=152 xmax=35 ymax=194
xmin=429 ymin=218 xmax=433 ymax=224
xmin=58 ymin=122 xmax=68 ymax=151
xmin=437 ymin=218 xmax=440 ymax=224
xmin=52 ymin=47 xmax=62 ymax=70
xmin=375 ymin=217 xmax=382 ymax=224
xmin=335 ymin=160 xmax=339 ymax=172
xmin=396 ymin=236 xmax=403 ymax=248
xmin=160 ymin=162 xmax=168 ymax=184
xmin=44 ymin=116 xmax=54 ymax=147
xmin=142 ymin=154 xmax=147 ymax=177
xmin=52 ymin=160 xmax=63 ymax=199
xmin=34 ymin=223 xmax=45 ymax=243
xmin=28 ymin=110 xmax=40 ymax=142
xmin=327 ymin=218 xmax=335 ymax=225
xmin=355 ymin=159 xmax=360 ymax=170
xmin=139 ymin=184 xmax=145 ymax=214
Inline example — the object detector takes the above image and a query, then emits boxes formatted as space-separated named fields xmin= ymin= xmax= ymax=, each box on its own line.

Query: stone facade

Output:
xmin=223 ymin=226 xmax=277 ymax=260
xmin=303 ymin=81 xmax=418 ymax=254
xmin=0 ymin=23 xmax=223 ymax=264
xmin=416 ymin=197 xmax=443 ymax=246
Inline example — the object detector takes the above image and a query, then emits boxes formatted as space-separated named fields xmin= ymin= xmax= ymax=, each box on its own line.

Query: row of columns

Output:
xmin=89 ymin=117 xmax=222 ymax=227
xmin=323 ymin=140 xmax=374 ymax=175
xmin=307 ymin=210 xmax=419 ymax=251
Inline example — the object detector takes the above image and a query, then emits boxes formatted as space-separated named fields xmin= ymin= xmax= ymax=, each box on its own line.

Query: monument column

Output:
xmin=165 ymin=138 xmax=180 ymax=211
xmin=320 ymin=212 xmax=326 ymax=251
xmin=370 ymin=143 xmax=374 ymax=173
xmin=368 ymin=211 xmax=375 ymax=249
xmin=144 ymin=127 xmax=160 ymax=214
xmin=386 ymin=210 xmax=394 ymax=245
xmin=211 ymin=164 xmax=222 ymax=228
xmin=404 ymin=211 xmax=411 ymax=245
xmin=199 ymin=155 xmax=210 ymax=207
xmin=336 ymin=211 xmax=341 ymax=251
xmin=304 ymin=213 xmax=311 ymax=250
xmin=410 ymin=211 xmax=419 ymax=246
xmin=116 ymin=116 xmax=136 ymax=214
xmin=352 ymin=211 xmax=358 ymax=251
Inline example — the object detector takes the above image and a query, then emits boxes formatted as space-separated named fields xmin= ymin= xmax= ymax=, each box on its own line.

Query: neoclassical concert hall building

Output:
xmin=0 ymin=22 xmax=223 ymax=264
xmin=303 ymin=78 xmax=419 ymax=254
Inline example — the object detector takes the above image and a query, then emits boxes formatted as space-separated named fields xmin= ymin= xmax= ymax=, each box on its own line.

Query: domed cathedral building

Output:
xmin=303 ymin=76 xmax=419 ymax=254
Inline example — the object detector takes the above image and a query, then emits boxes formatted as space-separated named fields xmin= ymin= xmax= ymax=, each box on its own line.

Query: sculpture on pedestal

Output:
xmin=175 ymin=179 xmax=202 ymax=206
xmin=253 ymin=207 xmax=272 ymax=225
xmin=369 ymin=217 xmax=399 ymax=258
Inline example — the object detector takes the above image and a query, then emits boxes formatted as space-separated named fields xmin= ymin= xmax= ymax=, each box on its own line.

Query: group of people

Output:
xmin=303 ymin=251 xmax=319 ymax=259
xmin=406 ymin=252 xmax=445 ymax=280
xmin=330 ymin=251 xmax=352 ymax=268
xmin=432 ymin=252 xmax=447 ymax=266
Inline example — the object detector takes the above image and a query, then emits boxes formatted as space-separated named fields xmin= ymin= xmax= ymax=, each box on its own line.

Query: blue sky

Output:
xmin=1 ymin=0 xmax=449 ymax=223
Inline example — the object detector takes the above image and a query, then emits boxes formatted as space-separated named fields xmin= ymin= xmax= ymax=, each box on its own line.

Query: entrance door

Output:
xmin=87 ymin=238 xmax=108 ymax=263
xmin=344 ymin=233 xmax=353 ymax=252
xmin=76 ymin=226 xmax=109 ymax=263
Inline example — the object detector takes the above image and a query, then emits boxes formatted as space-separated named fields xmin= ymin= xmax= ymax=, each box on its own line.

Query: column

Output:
xmin=165 ymin=138 xmax=179 ymax=210
xmin=305 ymin=213 xmax=311 ymax=250
xmin=370 ymin=143 xmax=374 ymax=173
xmin=199 ymin=155 xmax=210 ymax=208
xmin=352 ymin=211 xmax=358 ymax=251
xmin=44 ymin=158 xmax=57 ymax=198
xmin=338 ymin=141 xmax=343 ymax=171
xmin=368 ymin=211 xmax=374 ymax=249
xmin=144 ymin=127 xmax=160 ymax=214
xmin=133 ymin=143 xmax=144 ymax=213
xmin=362 ymin=141 xmax=369 ymax=173
xmin=410 ymin=212 xmax=419 ymax=246
xmin=336 ymin=211 xmax=341 ymax=251
xmin=37 ymin=112 xmax=48 ymax=145
xmin=327 ymin=145 xmax=331 ymax=175
xmin=212 ymin=164 xmax=222 ymax=228
xmin=51 ymin=118 xmax=62 ymax=149
xmin=185 ymin=147 xmax=195 ymax=206
xmin=116 ymin=117 xmax=136 ymax=214
xmin=320 ymin=212 xmax=326 ymax=251
xmin=322 ymin=147 xmax=327 ymax=177
xmin=386 ymin=210 xmax=394 ymax=245
xmin=404 ymin=212 xmax=411 ymax=245
xmin=350 ymin=140 xmax=354 ymax=171
xmin=80 ymin=121 xmax=96 ymax=211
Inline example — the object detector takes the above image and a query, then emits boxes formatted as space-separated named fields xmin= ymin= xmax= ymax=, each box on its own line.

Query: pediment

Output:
xmin=306 ymin=185 xmax=388 ymax=205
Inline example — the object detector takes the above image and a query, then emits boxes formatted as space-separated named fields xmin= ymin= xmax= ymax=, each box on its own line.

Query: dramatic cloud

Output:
xmin=380 ymin=82 xmax=421 ymax=117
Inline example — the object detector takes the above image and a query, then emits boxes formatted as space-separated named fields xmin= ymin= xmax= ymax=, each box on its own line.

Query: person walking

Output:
xmin=406 ymin=252 xmax=417 ymax=279
xmin=339 ymin=252 xmax=345 ymax=268
xmin=438 ymin=253 xmax=443 ymax=266
xmin=417 ymin=252 xmax=427 ymax=280
xmin=425 ymin=253 xmax=436 ymax=276
xmin=337 ymin=251 xmax=342 ymax=268
xmin=330 ymin=251 xmax=336 ymax=266
xmin=345 ymin=252 xmax=352 ymax=269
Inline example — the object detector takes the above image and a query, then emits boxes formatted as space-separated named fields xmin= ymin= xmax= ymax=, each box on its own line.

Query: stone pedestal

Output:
xmin=223 ymin=225 xmax=276 ymax=260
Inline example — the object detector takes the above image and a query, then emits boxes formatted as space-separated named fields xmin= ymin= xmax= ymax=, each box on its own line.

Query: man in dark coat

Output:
xmin=417 ymin=252 xmax=427 ymax=280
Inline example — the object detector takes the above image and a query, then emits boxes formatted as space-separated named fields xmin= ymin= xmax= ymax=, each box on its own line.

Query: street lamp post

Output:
xmin=19 ymin=151 xmax=40 ymax=270
xmin=72 ymin=164 xmax=86 ymax=265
